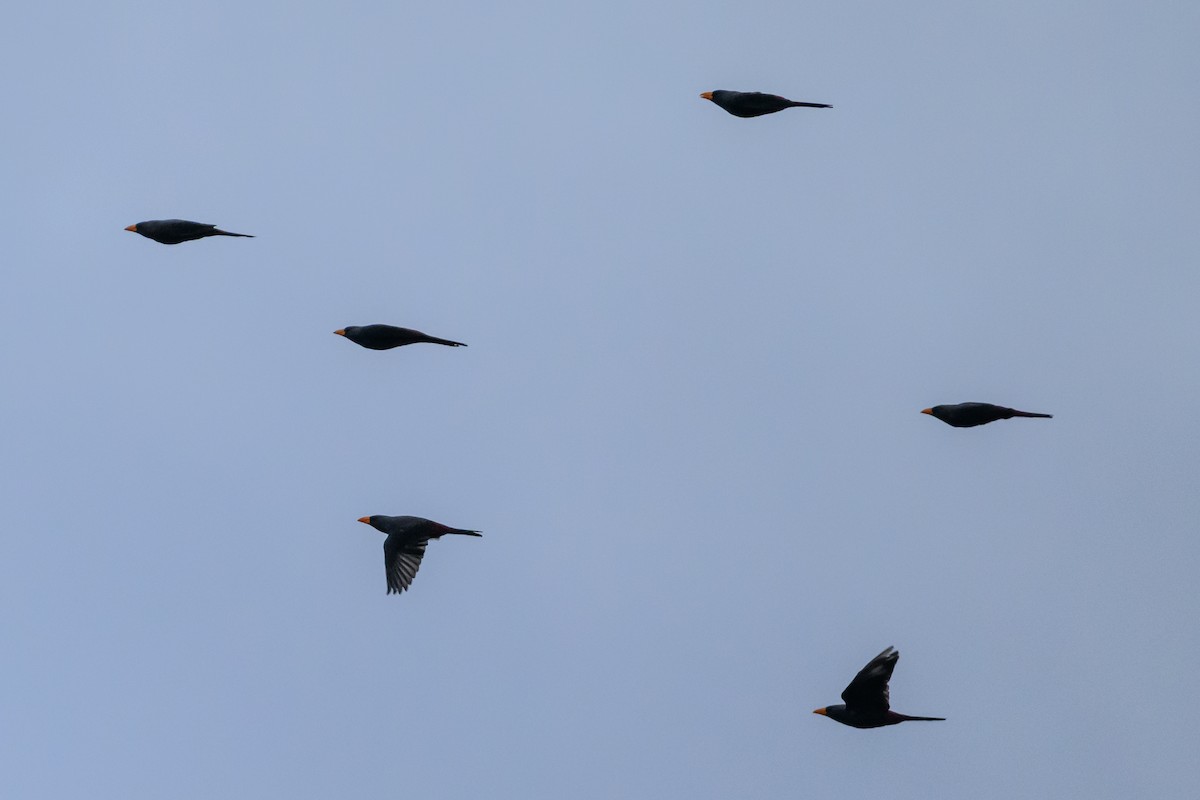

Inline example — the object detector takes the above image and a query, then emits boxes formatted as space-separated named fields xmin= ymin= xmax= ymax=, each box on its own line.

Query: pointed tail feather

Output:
xmin=213 ymin=228 xmax=254 ymax=238
xmin=1011 ymin=410 xmax=1052 ymax=419
xmin=423 ymin=335 xmax=467 ymax=347
xmin=899 ymin=714 xmax=945 ymax=722
xmin=789 ymin=101 xmax=832 ymax=108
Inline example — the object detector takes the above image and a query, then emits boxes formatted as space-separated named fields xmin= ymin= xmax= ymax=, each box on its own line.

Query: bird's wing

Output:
xmin=841 ymin=647 xmax=898 ymax=713
xmin=383 ymin=537 xmax=427 ymax=594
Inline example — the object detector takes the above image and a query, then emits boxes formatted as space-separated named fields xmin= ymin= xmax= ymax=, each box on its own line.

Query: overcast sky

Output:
xmin=1 ymin=1 xmax=1198 ymax=798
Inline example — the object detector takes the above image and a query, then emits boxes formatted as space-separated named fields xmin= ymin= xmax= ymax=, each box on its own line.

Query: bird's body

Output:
xmin=818 ymin=707 xmax=944 ymax=729
xmin=358 ymin=515 xmax=481 ymax=595
xmin=124 ymin=219 xmax=254 ymax=245
xmin=700 ymin=90 xmax=831 ymax=118
xmin=813 ymin=647 xmax=944 ymax=729
xmin=335 ymin=324 xmax=466 ymax=350
xmin=922 ymin=402 xmax=1052 ymax=428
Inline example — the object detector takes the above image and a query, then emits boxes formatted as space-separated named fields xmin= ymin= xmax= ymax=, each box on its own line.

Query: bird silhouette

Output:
xmin=699 ymin=90 xmax=831 ymax=117
xmin=334 ymin=324 xmax=465 ymax=350
xmin=358 ymin=515 xmax=481 ymax=595
xmin=813 ymin=647 xmax=945 ymax=728
xmin=124 ymin=219 xmax=253 ymax=245
xmin=922 ymin=402 xmax=1052 ymax=428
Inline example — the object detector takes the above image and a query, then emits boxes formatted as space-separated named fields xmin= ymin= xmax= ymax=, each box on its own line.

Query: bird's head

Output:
xmin=358 ymin=516 xmax=378 ymax=530
xmin=921 ymin=406 xmax=943 ymax=419
xmin=813 ymin=704 xmax=847 ymax=721
xmin=124 ymin=224 xmax=138 ymax=233
xmin=699 ymin=91 xmax=714 ymax=101
xmin=334 ymin=326 xmax=360 ymax=338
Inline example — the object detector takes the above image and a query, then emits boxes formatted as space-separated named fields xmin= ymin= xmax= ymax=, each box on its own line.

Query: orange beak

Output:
xmin=334 ymin=329 xmax=346 ymax=336
xmin=124 ymin=224 xmax=137 ymax=232
xmin=700 ymin=91 xmax=714 ymax=101
xmin=357 ymin=516 xmax=371 ymax=524
xmin=812 ymin=708 xmax=827 ymax=716
xmin=920 ymin=408 xmax=933 ymax=415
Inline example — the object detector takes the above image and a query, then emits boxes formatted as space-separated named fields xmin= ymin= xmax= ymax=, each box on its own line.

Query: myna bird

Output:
xmin=813 ymin=647 xmax=944 ymax=728
xmin=358 ymin=515 xmax=481 ymax=595
xmin=700 ymin=90 xmax=831 ymax=117
xmin=124 ymin=219 xmax=254 ymax=244
xmin=922 ymin=402 xmax=1052 ymax=428
xmin=334 ymin=324 xmax=466 ymax=350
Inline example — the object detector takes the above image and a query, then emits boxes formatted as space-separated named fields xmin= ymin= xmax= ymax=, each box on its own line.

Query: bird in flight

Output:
xmin=357 ymin=515 xmax=481 ymax=595
xmin=699 ymin=90 xmax=831 ymax=117
xmin=124 ymin=219 xmax=254 ymax=245
xmin=334 ymin=324 xmax=466 ymax=350
xmin=813 ymin=647 xmax=945 ymax=728
xmin=922 ymin=402 xmax=1052 ymax=428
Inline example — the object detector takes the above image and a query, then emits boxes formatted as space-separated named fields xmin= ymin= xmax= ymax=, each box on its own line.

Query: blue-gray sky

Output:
xmin=2 ymin=1 xmax=1198 ymax=797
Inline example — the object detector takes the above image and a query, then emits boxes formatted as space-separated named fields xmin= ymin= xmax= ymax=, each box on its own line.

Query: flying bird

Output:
xmin=813 ymin=647 xmax=945 ymax=728
xmin=358 ymin=515 xmax=481 ymax=595
xmin=699 ymin=90 xmax=831 ymax=118
xmin=124 ymin=219 xmax=254 ymax=245
xmin=922 ymin=402 xmax=1052 ymax=428
xmin=334 ymin=324 xmax=466 ymax=350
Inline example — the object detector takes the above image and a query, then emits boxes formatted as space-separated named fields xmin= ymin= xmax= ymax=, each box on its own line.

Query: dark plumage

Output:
xmin=922 ymin=402 xmax=1053 ymax=428
xmin=699 ymin=89 xmax=831 ymax=117
xmin=813 ymin=647 xmax=945 ymax=729
xmin=334 ymin=324 xmax=466 ymax=350
xmin=124 ymin=219 xmax=254 ymax=245
xmin=358 ymin=515 xmax=481 ymax=595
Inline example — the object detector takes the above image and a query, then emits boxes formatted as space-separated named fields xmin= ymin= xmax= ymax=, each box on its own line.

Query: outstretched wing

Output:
xmin=383 ymin=537 xmax=428 ymax=594
xmin=841 ymin=647 xmax=898 ymax=714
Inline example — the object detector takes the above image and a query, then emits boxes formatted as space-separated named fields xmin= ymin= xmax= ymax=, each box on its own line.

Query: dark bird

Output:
xmin=334 ymin=324 xmax=466 ymax=350
xmin=922 ymin=402 xmax=1053 ymax=428
xmin=813 ymin=647 xmax=945 ymax=728
xmin=700 ymin=90 xmax=831 ymax=117
xmin=358 ymin=515 xmax=481 ymax=595
xmin=124 ymin=219 xmax=254 ymax=245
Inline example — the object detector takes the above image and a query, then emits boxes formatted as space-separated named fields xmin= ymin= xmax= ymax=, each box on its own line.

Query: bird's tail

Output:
xmin=789 ymin=101 xmax=832 ymax=109
xmin=213 ymin=228 xmax=255 ymax=238
xmin=1010 ymin=410 xmax=1052 ymax=419
xmin=897 ymin=714 xmax=946 ymax=722
xmin=423 ymin=335 xmax=467 ymax=347
xmin=447 ymin=529 xmax=483 ymax=537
